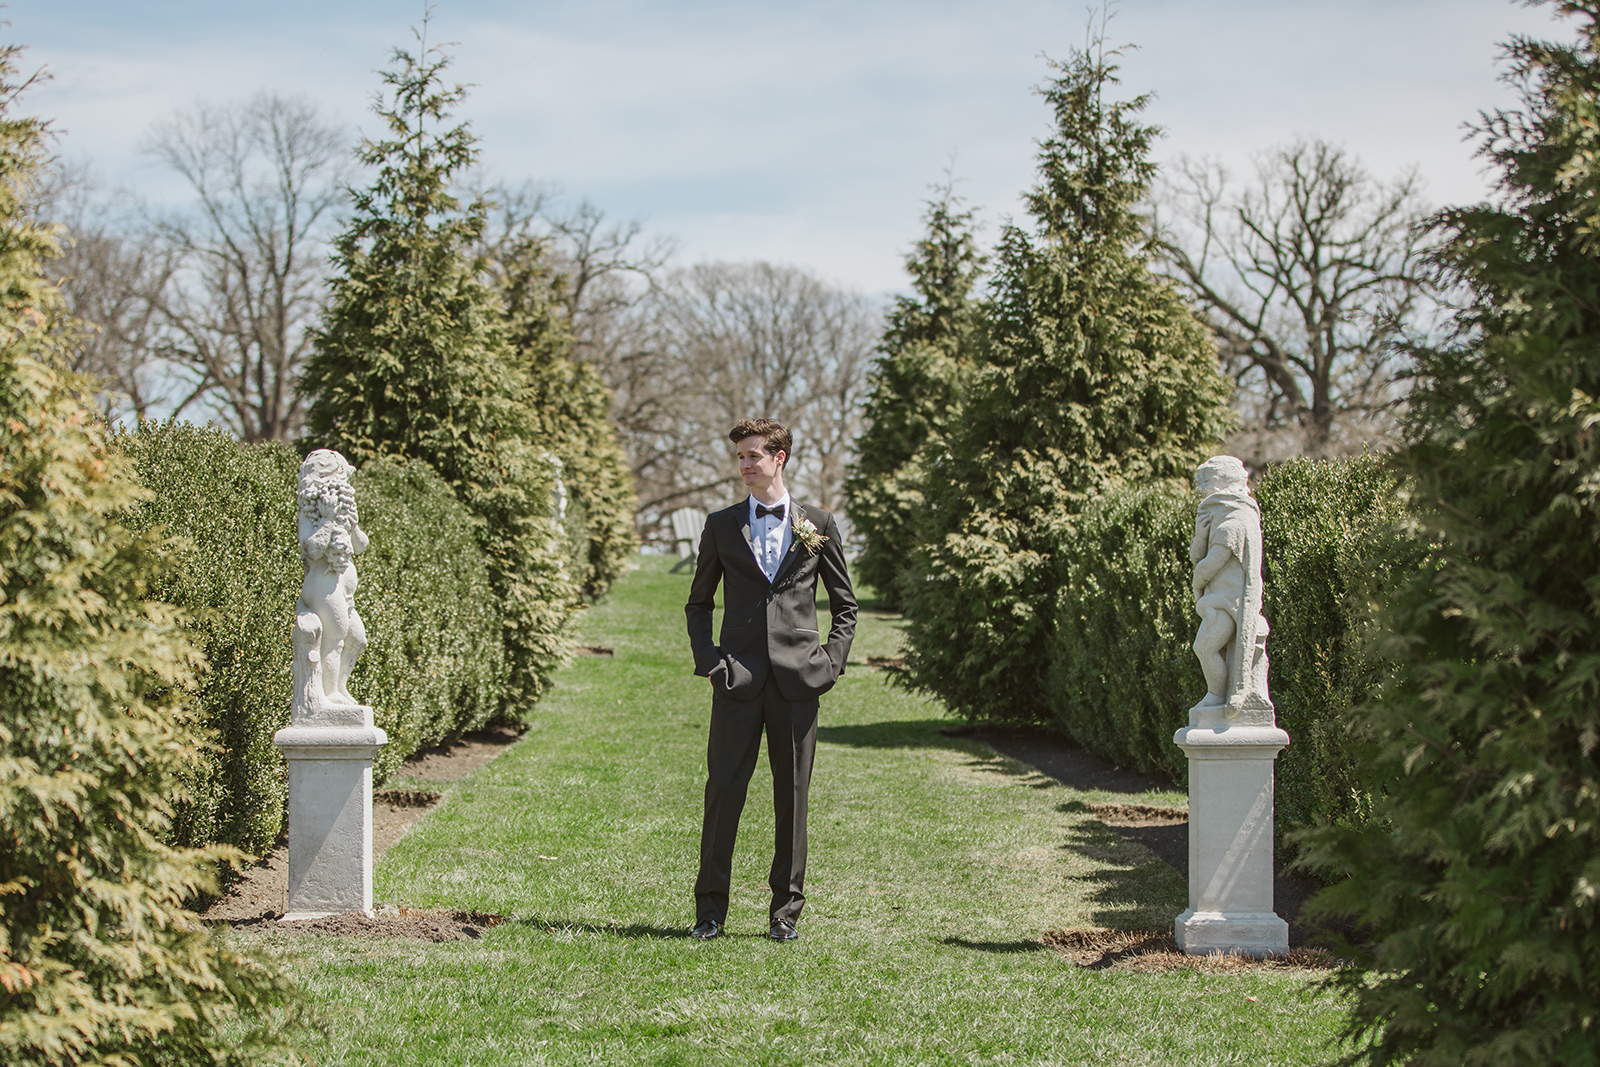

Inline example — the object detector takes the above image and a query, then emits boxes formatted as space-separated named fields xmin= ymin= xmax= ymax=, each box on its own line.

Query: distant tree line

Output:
xmin=42 ymin=28 xmax=1430 ymax=551
xmin=42 ymin=92 xmax=880 ymax=548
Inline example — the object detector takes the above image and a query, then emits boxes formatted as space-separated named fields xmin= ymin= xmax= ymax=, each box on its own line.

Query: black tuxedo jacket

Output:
xmin=686 ymin=498 xmax=858 ymax=702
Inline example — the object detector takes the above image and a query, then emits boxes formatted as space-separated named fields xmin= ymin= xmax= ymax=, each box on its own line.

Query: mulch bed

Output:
xmin=231 ymin=908 xmax=508 ymax=942
xmin=1042 ymin=929 xmax=1339 ymax=973
xmin=374 ymin=788 xmax=443 ymax=808
xmin=1084 ymin=801 xmax=1187 ymax=824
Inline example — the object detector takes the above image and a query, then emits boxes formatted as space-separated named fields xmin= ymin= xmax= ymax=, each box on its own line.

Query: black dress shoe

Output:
xmin=768 ymin=919 xmax=798 ymax=942
xmin=690 ymin=919 xmax=722 ymax=940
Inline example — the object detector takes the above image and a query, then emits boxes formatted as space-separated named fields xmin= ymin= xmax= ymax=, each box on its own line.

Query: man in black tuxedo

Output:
xmin=685 ymin=418 xmax=857 ymax=942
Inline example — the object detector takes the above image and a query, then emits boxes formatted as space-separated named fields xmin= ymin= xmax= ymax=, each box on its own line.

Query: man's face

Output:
xmin=736 ymin=436 xmax=785 ymax=492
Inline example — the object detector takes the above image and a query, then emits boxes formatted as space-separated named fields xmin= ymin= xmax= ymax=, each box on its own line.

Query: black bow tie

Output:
xmin=755 ymin=503 xmax=786 ymax=520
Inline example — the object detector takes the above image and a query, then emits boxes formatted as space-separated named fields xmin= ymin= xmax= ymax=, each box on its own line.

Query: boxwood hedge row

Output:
xmin=1048 ymin=453 xmax=1410 ymax=839
xmin=117 ymin=421 xmax=505 ymax=858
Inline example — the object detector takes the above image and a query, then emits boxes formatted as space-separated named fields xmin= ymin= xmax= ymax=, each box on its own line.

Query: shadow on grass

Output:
xmin=855 ymin=595 xmax=899 ymax=615
xmin=819 ymin=720 xmax=1180 ymax=805
xmin=818 ymin=721 xmax=1070 ymax=796
xmin=512 ymin=917 xmax=692 ymax=940
xmin=939 ymin=937 xmax=1048 ymax=954
xmin=978 ymin=726 xmax=1180 ymax=796
xmin=816 ymin=719 xmax=983 ymax=750
xmin=1058 ymin=820 xmax=1186 ymax=931
xmin=1056 ymin=799 xmax=1188 ymax=872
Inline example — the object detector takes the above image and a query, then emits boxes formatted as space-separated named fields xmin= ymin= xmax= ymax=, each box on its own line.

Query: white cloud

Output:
xmin=21 ymin=0 xmax=1568 ymax=291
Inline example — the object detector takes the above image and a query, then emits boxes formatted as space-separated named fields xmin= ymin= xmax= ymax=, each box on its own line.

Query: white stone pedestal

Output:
xmin=1172 ymin=724 xmax=1290 ymax=956
xmin=273 ymin=717 xmax=387 ymax=921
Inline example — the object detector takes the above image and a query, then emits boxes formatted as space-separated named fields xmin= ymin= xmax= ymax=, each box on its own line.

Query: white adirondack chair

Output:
xmin=670 ymin=507 xmax=706 ymax=572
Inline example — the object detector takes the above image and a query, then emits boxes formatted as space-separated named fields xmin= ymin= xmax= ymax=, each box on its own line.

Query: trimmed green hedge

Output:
xmin=116 ymin=424 xmax=299 ymax=858
xmin=1047 ymin=454 xmax=1407 ymax=838
xmin=116 ymin=422 xmax=505 ymax=858
xmin=1255 ymin=456 xmax=1410 ymax=837
xmin=1049 ymin=479 xmax=1197 ymax=783
xmin=350 ymin=455 xmax=508 ymax=777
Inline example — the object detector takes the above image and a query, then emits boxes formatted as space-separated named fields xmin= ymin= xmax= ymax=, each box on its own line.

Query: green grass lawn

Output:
xmin=253 ymin=555 xmax=1351 ymax=1066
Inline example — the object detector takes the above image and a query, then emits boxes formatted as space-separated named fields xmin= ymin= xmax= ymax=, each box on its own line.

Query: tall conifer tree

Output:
xmin=492 ymin=232 xmax=637 ymax=600
xmin=903 ymin=40 xmax=1232 ymax=723
xmin=0 ymin=50 xmax=297 ymax=1066
xmin=844 ymin=188 xmax=984 ymax=606
xmin=301 ymin=26 xmax=575 ymax=713
xmin=1300 ymin=5 xmax=1600 ymax=1062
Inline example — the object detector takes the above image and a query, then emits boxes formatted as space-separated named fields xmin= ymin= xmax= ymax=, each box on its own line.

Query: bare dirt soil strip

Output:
xmin=202 ymin=726 xmax=522 ymax=939
xmin=228 ymin=908 xmax=508 ymax=942
xmin=1042 ymin=929 xmax=1337 ymax=973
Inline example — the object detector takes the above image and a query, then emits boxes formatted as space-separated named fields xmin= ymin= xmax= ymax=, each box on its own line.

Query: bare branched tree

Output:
xmin=144 ymin=93 xmax=347 ymax=441
xmin=1155 ymin=139 xmax=1435 ymax=463
xmin=471 ymin=187 xmax=875 ymax=540
xmin=38 ymin=163 xmax=173 ymax=421
xmin=547 ymin=199 xmax=675 ymax=344
xmin=625 ymin=262 xmax=879 ymax=532
xmin=472 ymin=181 xmax=673 ymax=359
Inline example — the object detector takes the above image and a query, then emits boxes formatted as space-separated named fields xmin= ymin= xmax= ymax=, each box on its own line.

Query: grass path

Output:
xmin=257 ymin=556 xmax=1350 ymax=1065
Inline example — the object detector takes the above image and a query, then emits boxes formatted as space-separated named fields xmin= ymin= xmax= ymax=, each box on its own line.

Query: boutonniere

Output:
xmin=791 ymin=509 xmax=828 ymax=556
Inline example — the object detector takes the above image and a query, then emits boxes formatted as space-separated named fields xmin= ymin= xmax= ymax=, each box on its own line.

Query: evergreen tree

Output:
xmin=301 ymin=27 xmax=577 ymax=713
xmin=0 ymin=51 xmax=298 ymax=1066
xmin=492 ymin=229 xmax=637 ymax=600
xmin=903 ymin=41 xmax=1232 ymax=723
xmin=843 ymin=187 xmax=984 ymax=606
xmin=1299 ymin=5 xmax=1600 ymax=1062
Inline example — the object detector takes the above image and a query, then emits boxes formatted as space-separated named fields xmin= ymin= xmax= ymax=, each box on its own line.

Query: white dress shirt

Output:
xmin=748 ymin=492 xmax=793 ymax=581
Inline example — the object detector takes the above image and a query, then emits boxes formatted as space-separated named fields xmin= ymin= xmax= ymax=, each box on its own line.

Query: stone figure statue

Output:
xmin=1189 ymin=456 xmax=1273 ymax=727
xmin=292 ymin=449 xmax=369 ymax=725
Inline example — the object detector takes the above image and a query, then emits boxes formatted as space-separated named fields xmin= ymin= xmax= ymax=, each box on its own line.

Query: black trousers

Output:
xmin=694 ymin=671 xmax=819 ymax=925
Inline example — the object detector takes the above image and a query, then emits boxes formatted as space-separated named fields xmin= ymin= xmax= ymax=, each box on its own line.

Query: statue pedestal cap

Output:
xmin=1172 ymin=723 xmax=1290 ymax=956
xmin=272 ymin=712 xmax=387 ymax=921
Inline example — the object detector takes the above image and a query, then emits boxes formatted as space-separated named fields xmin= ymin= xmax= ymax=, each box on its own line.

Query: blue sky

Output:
xmin=20 ymin=1 xmax=1561 ymax=293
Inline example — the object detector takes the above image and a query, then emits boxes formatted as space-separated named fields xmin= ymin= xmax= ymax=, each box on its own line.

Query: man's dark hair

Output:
xmin=729 ymin=418 xmax=792 ymax=465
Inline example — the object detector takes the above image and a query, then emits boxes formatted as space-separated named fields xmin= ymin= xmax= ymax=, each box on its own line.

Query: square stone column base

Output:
xmin=1174 ymin=908 xmax=1289 ymax=957
xmin=1173 ymin=723 xmax=1290 ymax=957
xmin=273 ymin=722 xmax=387 ymax=921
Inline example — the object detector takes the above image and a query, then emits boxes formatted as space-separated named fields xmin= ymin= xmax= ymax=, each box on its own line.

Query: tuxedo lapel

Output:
xmin=737 ymin=497 xmax=759 ymax=566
